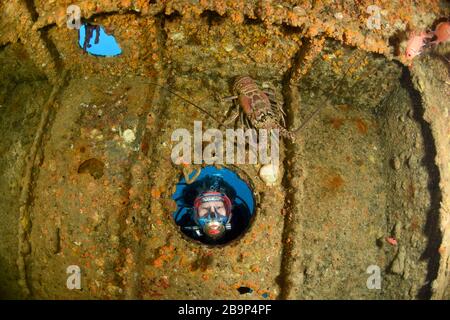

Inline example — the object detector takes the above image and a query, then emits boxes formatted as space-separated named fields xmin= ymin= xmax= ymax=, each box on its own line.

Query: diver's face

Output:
xmin=198 ymin=201 xmax=227 ymax=217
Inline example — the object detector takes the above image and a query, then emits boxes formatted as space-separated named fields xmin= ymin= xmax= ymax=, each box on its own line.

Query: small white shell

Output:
xmin=122 ymin=129 xmax=136 ymax=143
xmin=223 ymin=43 xmax=234 ymax=52
xmin=169 ymin=32 xmax=184 ymax=41
xmin=334 ymin=12 xmax=343 ymax=20
xmin=259 ymin=164 xmax=279 ymax=186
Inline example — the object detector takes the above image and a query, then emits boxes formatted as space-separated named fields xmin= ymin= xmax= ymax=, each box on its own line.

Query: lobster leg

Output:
xmin=239 ymin=110 xmax=246 ymax=127
xmin=277 ymin=102 xmax=287 ymax=127
xmin=273 ymin=100 xmax=287 ymax=116
xmin=221 ymin=95 xmax=239 ymax=102
xmin=267 ymin=98 xmax=287 ymax=127
xmin=278 ymin=103 xmax=287 ymax=117
xmin=263 ymin=90 xmax=278 ymax=104
xmin=280 ymin=112 xmax=287 ymax=127
xmin=242 ymin=112 xmax=254 ymax=129
xmin=264 ymin=89 xmax=287 ymax=116
xmin=224 ymin=109 xmax=240 ymax=126
xmin=279 ymin=127 xmax=295 ymax=141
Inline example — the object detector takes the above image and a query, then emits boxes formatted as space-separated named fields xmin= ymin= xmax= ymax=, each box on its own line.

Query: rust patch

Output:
xmin=152 ymin=245 xmax=175 ymax=268
xmin=408 ymin=182 xmax=416 ymax=199
xmin=410 ymin=216 xmax=420 ymax=232
xmin=330 ymin=117 xmax=344 ymax=129
xmin=354 ymin=118 xmax=368 ymax=134
xmin=151 ymin=187 xmax=162 ymax=199
xmin=326 ymin=174 xmax=344 ymax=191
xmin=191 ymin=253 xmax=214 ymax=272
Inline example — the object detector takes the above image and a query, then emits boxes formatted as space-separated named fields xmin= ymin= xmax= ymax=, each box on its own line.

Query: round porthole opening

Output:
xmin=172 ymin=166 xmax=255 ymax=246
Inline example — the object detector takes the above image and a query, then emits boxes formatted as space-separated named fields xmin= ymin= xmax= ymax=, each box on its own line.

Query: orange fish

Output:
xmin=405 ymin=31 xmax=433 ymax=60
xmin=386 ymin=237 xmax=398 ymax=246
xmin=430 ymin=21 xmax=450 ymax=46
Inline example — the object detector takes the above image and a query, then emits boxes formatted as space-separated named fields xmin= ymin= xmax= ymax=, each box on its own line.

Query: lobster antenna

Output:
xmin=144 ymin=81 xmax=223 ymax=126
xmin=293 ymin=51 xmax=366 ymax=133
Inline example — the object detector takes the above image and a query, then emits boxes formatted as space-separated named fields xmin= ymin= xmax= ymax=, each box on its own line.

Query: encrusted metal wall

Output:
xmin=0 ymin=0 xmax=449 ymax=299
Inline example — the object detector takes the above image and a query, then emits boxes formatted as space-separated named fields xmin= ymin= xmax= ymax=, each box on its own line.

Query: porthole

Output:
xmin=172 ymin=166 xmax=255 ymax=246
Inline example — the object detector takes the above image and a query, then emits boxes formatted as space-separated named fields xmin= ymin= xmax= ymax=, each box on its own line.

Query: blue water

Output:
xmin=78 ymin=24 xmax=122 ymax=57
xmin=172 ymin=166 xmax=255 ymax=223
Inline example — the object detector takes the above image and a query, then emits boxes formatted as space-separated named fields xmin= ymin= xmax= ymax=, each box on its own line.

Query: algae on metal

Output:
xmin=0 ymin=0 xmax=449 ymax=300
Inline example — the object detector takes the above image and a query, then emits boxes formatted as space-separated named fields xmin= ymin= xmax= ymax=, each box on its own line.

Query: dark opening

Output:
xmin=78 ymin=158 xmax=105 ymax=179
xmin=200 ymin=10 xmax=226 ymax=27
xmin=237 ymin=286 xmax=253 ymax=294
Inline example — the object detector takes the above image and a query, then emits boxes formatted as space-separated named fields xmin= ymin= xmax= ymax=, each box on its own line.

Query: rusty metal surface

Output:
xmin=0 ymin=0 xmax=449 ymax=300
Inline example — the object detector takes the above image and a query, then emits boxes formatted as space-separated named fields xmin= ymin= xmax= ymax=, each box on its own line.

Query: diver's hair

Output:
xmin=182 ymin=174 xmax=236 ymax=206
xmin=196 ymin=175 xmax=236 ymax=200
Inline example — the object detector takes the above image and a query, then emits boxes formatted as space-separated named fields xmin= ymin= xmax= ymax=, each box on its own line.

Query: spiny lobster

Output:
xmin=143 ymin=51 xmax=364 ymax=140
xmin=223 ymin=76 xmax=295 ymax=141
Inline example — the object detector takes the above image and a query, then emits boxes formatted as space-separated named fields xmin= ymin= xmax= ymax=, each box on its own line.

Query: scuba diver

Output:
xmin=174 ymin=174 xmax=252 ymax=245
